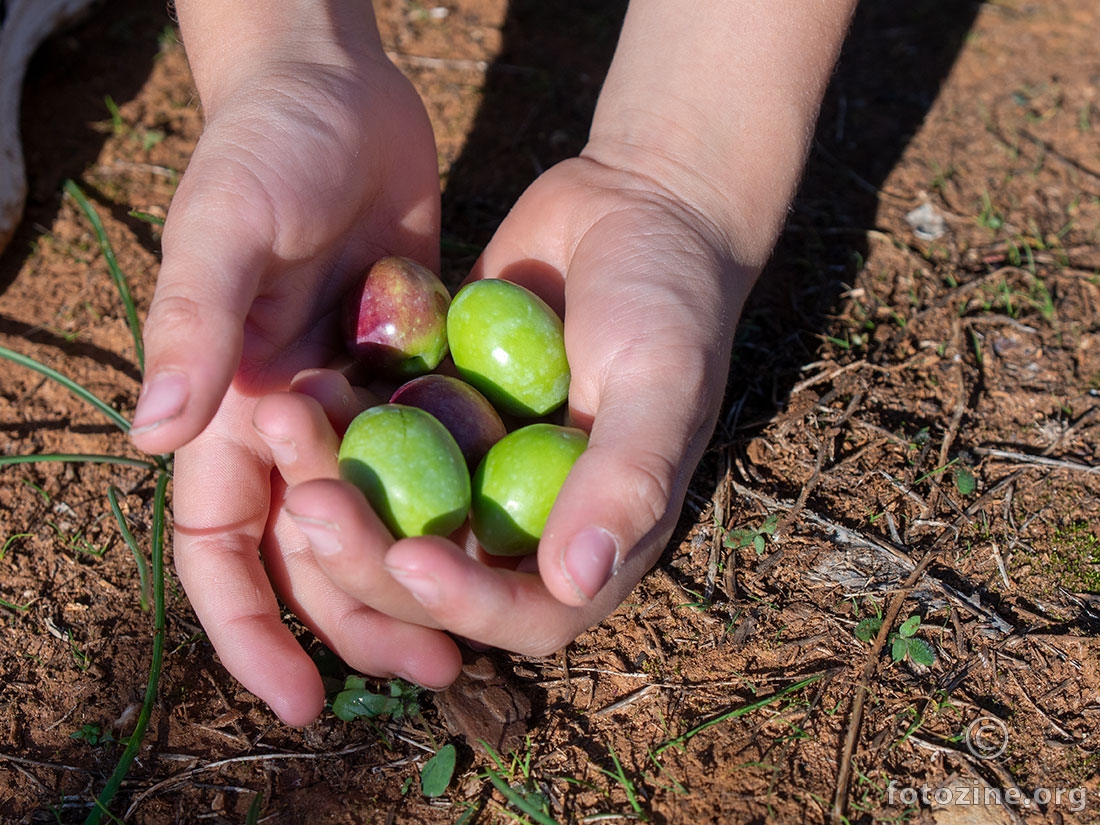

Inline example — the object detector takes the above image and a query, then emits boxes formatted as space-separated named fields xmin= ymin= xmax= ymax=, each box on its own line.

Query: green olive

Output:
xmin=338 ymin=404 xmax=471 ymax=538
xmin=447 ymin=279 xmax=570 ymax=417
xmin=471 ymin=423 xmax=588 ymax=556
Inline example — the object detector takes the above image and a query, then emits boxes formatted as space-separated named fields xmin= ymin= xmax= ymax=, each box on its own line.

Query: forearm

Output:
xmin=586 ymin=0 xmax=857 ymax=270
xmin=173 ymin=0 xmax=385 ymax=115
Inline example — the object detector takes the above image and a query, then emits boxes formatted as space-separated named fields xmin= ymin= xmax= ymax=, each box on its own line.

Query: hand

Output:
xmin=130 ymin=43 xmax=464 ymax=725
xmin=344 ymin=0 xmax=858 ymax=652
xmin=131 ymin=0 xmax=855 ymax=726
xmin=277 ymin=156 xmax=756 ymax=657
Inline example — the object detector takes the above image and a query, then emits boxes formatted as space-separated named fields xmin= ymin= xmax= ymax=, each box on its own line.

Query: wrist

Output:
xmin=174 ymin=0 xmax=388 ymax=116
xmin=584 ymin=0 xmax=856 ymax=270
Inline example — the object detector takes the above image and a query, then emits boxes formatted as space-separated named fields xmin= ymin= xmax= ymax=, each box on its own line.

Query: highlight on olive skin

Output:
xmin=470 ymin=424 xmax=589 ymax=557
xmin=337 ymin=264 xmax=583 ymax=555
xmin=342 ymin=256 xmax=451 ymax=378
xmin=338 ymin=404 xmax=471 ymax=539
xmin=446 ymin=279 xmax=570 ymax=418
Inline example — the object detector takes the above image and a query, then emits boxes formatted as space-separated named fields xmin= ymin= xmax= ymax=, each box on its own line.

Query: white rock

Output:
xmin=0 ymin=0 xmax=100 ymax=255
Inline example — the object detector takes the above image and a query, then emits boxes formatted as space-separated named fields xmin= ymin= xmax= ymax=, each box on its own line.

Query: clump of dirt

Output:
xmin=2 ymin=0 xmax=1099 ymax=823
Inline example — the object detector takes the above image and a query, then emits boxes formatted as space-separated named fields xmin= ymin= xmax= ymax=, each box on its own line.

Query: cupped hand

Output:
xmin=132 ymin=52 xmax=441 ymax=449
xmin=131 ymin=53 xmax=465 ymax=725
xmin=283 ymin=156 xmax=758 ymax=657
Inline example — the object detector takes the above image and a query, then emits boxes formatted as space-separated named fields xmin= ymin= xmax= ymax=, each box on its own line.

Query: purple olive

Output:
xmin=390 ymin=374 xmax=507 ymax=468
xmin=343 ymin=256 xmax=450 ymax=377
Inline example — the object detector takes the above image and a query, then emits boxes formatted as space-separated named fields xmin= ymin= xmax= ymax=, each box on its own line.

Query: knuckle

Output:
xmin=147 ymin=293 xmax=208 ymax=331
xmin=331 ymin=605 xmax=374 ymax=648
xmin=619 ymin=447 xmax=679 ymax=532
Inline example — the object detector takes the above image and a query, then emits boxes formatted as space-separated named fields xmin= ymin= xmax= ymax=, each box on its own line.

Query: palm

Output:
xmin=278 ymin=156 xmax=755 ymax=660
xmin=159 ymin=62 xmax=441 ymax=397
xmin=146 ymin=61 xmax=458 ymax=726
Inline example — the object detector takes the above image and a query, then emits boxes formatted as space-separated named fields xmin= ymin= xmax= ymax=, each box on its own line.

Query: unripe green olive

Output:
xmin=338 ymin=404 xmax=470 ymax=538
xmin=471 ymin=423 xmax=588 ymax=556
xmin=447 ymin=279 xmax=569 ymax=417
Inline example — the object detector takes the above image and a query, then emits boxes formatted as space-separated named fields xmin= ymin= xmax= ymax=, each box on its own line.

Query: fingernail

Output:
xmin=387 ymin=567 xmax=441 ymax=607
xmin=131 ymin=372 xmax=189 ymax=434
xmin=457 ymin=636 xmax=493 ymax=652
xmin=287 ymin=512 xmax=342 ymax=556
xmin=562 ymin=526 xmax=620 ymax=602
xmin=256 ymin=427 xmax=298 ymax=466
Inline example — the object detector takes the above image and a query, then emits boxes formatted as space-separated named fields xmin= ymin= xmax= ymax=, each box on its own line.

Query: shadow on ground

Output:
xmin=441 ymin=0 xmax=984 ymax=432
xmin=0 ymin=0 xmax=170 ymax=292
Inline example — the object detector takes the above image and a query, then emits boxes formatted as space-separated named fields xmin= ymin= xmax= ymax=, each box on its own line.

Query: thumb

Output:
xmin=129 ymin=162 xmax=271 ymax=455
xmin=538 ymin=340 xmax=726 ymax=608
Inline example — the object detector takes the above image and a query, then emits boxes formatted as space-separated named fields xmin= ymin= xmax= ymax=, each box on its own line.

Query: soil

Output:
xmin=2 ymin=0 xmax=1100 ymax=823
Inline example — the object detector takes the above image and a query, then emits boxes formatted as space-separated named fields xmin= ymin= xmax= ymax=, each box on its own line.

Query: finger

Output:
xmin=130 ymin=153 xmax=274 ymax=456
xmin=287 ymin=368 xmax=376 ymax=434
xmin=538 ymin=239 xmax=732 ymax=606
xmin=250 ymin=390 xmax=462 ymax=683
xmin=252 ymin=391 xmax=341 ymax=486
xmin=172 ymin=417 xmax=326 ymax=727
xmin=487 ymin=201 xmax=736 ymax=608
xmin=262 ymin=484 xmax=462 ymax=688
xmin=281 ymin=478 xmax=438 ymax=627
xmin=382 ymin=535 xmax=649 ymax=656
xmin=541 ymin=360 xmax=717 ymax=606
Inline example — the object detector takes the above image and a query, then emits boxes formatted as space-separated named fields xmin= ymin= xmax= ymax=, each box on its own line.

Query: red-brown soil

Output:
xmin=2 ymin=1 xmax=1099 ymax=823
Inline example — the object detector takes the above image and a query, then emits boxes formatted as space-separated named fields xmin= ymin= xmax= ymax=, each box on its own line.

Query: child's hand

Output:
xmin=132 ymin=0 xmax=857 ymax=726
xmin=131 ymin=54 xmax=441 ymax=451
xmin=130 ymin=7 xmax=460 ymax=726
xmin=279 ymin=156 xmax=756 ymax=658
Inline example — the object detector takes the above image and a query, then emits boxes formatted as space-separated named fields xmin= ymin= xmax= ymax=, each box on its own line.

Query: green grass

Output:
xmin=480 ymin=738 xmax=559 ymax=825
xmin=597 ymin=743 xmax=647 ymax=820
xmin=977 ymin=190 xmax=1005 ymax=231
xmin=0 ymin=344 xmax=134 ymax=436
xmin=1049 ymin=521 xmax=1100 ymax=593
xmin=0 ymin=180 xmax=172 ymax=824
xmin=64 ymin=179 xmax=145 ymax=372
xmin=654 ymin=671 xmax=829 ymax=756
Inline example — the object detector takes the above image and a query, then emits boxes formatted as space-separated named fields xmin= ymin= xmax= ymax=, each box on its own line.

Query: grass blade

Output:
xmin=63 ymin=180 xmax=145 ymax=373
xmin=655 ymin=671 xmax=830 ymax=755
xmin=107 ymin=486 xmax=151 ymax=612
xmin=599 ymin=743 xmax=644 ymax=815
xmin=0 ymin=345 xmax=131 ymax=433
xmin=245 ymin=792 xmax=263 ymax=825
xmin=483 ymin=769 xmax=560 ymax=825
xmin=0 ymin=594 xmax=31 ymax=612
xmin=84 ymin=471 xmax=169 ymax=825
xmin=127 ymin=209 xmax=165 ymax=227
xmin=0 ymin=453 xmax=158 ymax=471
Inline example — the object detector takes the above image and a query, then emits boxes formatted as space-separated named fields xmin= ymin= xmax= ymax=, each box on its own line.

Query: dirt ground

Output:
xmin=2 ymin=0 xmax=1100 ymax=823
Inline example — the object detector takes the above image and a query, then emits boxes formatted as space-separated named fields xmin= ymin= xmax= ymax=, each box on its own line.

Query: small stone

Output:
xmin=906 ymin=201 xmax=947 ymax=241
